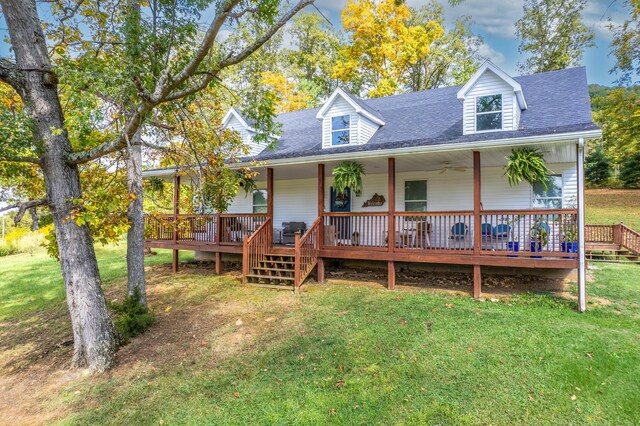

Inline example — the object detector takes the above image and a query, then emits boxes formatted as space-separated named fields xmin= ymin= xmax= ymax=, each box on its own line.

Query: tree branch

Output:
xmin=0 ymin=59 xmax=26 ymax=94
xmin=0 ymin=198 xmax=48 ymax=225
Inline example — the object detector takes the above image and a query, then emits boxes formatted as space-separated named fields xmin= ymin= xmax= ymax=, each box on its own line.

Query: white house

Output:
xmin=143 ymin=62 xmax=601 ymax=311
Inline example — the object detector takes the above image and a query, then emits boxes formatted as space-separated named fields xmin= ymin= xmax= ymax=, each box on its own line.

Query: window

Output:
xmin=532 ymin=175 xmax=563 ymax=209
xmin=475 ymin=94 xmax=502 ymax=131
xmin=252 ymin=189 xmax=268 ymax=213
xmin=331 ymin=115 xmax=350 ymax=145
xmin=404 ymin=180 xmax=427 ymax=211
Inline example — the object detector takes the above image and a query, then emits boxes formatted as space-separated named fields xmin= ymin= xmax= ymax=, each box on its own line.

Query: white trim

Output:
xmin=316 ymin=87 xmax=386 ymax=126
xmin=142 ymin=130 xmax=602 ymax=177
xmin=330 ymin=113 xmax=352 ymax=146
xmin=222 ymin=107 xmax=256 ymax=132
xmin=577 ymin=138 xmax=586 ymax=312
xmin=457 ymin=61 xmax=527 ymax=110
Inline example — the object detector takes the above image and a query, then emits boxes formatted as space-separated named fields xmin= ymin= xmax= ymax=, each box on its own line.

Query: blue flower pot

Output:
xmin=530 ymin=242 xmax=542 ymax=258
xmin=561 ymin=241 xmax=578 ymax=258
xmin=507 ymin=241 xmax=519 ymax=257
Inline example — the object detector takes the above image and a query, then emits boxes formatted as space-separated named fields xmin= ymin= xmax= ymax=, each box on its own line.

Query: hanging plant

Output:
xmin=504 ymin=147 xmax=553 ymax=190
xmin=236 ymin=168 xmax=258 ymax=197
xmin=332 ymin=161 xmax=365 ymax=196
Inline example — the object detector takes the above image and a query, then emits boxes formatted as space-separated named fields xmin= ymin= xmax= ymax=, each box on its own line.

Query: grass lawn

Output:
xmin=586 ymin=189 xmax=640 ymax=229
xmin=1 ymin=247 xmax=639 ymax=425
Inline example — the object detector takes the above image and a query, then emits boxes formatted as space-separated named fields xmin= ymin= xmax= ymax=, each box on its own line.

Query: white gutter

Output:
xmin=577 ymin=137 xmax=587 ymax=312
xmin=142 ymin=129 xmax=602 ymax=177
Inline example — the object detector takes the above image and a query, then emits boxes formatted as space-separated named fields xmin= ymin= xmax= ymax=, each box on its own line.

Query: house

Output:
xmin=143 ymin=62 xmax=601 ymax=311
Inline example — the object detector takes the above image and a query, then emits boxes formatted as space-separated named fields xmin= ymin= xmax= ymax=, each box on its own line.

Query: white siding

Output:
xmin=321 ymin=96 xmax=379 ymax=148
xmin=224 ymin=115 xmax=267 ymax=156
xmin=463 ymin=70 xmax=519 ymax=135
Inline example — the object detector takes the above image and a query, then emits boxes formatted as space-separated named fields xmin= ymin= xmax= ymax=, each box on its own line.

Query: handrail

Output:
xmin=242 ymin=217 xmax=272 ymax=281
xmin=619 ymin=223 xmax=640 ymax=255
xmin=294 ymin=217 xmax=321 ymax=289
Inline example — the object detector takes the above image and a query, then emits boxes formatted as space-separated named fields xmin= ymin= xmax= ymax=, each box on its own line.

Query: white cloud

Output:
xmin=476 ymin=42 xmax=506 ymax=65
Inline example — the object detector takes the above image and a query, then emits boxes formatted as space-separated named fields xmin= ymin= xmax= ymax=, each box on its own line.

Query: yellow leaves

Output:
xmin=260 ymin=71 xmax=311 ymax=113
xmin=336 ymin=0 xmax=444 ymax=97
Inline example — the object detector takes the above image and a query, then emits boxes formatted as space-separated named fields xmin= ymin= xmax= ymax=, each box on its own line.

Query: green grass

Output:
xmin=2 ymin=246 xmax=639 ymax=425
xmin=586 ymin=189 xmax=640 ymax=229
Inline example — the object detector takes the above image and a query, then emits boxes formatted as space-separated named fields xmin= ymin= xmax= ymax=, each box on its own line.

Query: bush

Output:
xmin=109 ymin=289 xmax=155 ymax=344
xmin=0 ymin=241 xmax=18 ymax=257
xmin=620 ymin=153 xmax=640 ymax=188
xmin=2 ymin=227 xmax=45 ymax=256
xmin=585 ymin=146 xmax=612 ymax=184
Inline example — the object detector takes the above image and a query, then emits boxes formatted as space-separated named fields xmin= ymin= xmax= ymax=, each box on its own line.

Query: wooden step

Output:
xmin=245 ymin=274 xmax=295 ymax=281
xmin=249 ymin=282 xmax=294 ymax=290
xmin=259 ymin=259 xmax=295 ymax=266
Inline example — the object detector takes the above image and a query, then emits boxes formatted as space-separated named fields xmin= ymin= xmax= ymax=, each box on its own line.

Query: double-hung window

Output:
xmin=331 ymin=115 xmax=350 ymax=145
xmin=404 ymin=180 xmax=428 ymax=211
xmin=475 ymin=94 xmax=503 ymax=131
xmin=252 ymin=189 xmax=268 ymax=213
xmin=532 ymin=175 xmax=563 ymax=209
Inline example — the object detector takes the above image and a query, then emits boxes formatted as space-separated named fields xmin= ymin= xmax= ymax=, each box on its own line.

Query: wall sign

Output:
xmin=362 ymin=193 xmax=385 ymax=208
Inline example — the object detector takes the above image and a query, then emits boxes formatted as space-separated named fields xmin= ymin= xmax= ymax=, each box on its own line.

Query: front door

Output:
xmin=330 ymin=187 xmax=351 ymax=242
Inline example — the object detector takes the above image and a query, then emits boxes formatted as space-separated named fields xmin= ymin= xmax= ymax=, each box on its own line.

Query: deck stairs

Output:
xmin=586 ymin=243 xmax=640 ymax=264
xmin=245 ymin=253 xmax=297 ymax=289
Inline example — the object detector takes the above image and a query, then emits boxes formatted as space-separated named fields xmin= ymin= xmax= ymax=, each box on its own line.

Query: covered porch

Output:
xmin=144 ymin=139 xmax=587 ymax=305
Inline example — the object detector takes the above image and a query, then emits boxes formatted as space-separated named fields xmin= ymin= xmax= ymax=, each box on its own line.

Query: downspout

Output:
xmin=577 ymin=138 xmax=587 ymax=312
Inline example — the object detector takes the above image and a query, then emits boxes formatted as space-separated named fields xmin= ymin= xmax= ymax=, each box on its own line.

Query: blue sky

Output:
xmin=311 ymin=0 xmax=632 ymax=86
xmin=0 ymin=0 xmax=633 ymax=86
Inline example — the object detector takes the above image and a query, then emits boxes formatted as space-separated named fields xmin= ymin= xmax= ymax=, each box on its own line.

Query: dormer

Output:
xmin=316 ymin=88 xmax=385 ymax=149
xmin=457 ymin=61 xmax=527 ymax=135
xmin=222 ymin=107 xmax=268 ymax=155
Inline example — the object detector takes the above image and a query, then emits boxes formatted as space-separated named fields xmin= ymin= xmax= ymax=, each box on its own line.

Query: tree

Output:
xmin=585 ymin=145 xmax=612 ymax=184
xmin=282 ymin=12 xmax=342 ymax=104
xmin=591 ymin=86 xmax=640 ymax=162
xmin=610 ymin=0 xmax=640 ymax=85
xmin=515 ymin=0 xmax=595 ymax=74
xmin=0 ymin=0 xmax=314 ymax=372
xmin=620 ymin=152 xmax=640 ymax=188
xmin=406 ymin=1 xmax=481 ymax=91
xmin=333 ymin=0 xmax=444 ymax=98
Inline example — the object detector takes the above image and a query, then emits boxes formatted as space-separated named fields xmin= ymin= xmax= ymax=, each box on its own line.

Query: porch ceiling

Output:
xmin=253 ymin=140 xmax=577 ymax=181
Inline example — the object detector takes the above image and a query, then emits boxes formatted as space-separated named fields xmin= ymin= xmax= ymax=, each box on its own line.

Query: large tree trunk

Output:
xmin=126 ymin=131 xmax=146 ymax=306
xmin=1 ymin=0 xmax=118 ymax=372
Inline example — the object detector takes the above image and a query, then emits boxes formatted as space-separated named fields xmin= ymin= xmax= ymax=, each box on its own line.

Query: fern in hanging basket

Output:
xmin=504 ymin=147 xmax=553 ymax=190
xmin=332 ymin=161 xmax=365 ymax=196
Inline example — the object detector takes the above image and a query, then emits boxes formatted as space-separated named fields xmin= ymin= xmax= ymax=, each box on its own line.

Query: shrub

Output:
xmin=620 ymin=153 xmax=640 ymax=188
xmin=585 ymin=146 xmax=612 ymax=184
xmin=0 ymin=241 xmax=18 ymax=257
xmin=109 ymin=289 xmax=155 ymax=344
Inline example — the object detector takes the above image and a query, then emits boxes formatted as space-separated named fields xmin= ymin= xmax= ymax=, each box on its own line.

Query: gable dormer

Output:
xmin=457 ymin=61 xmax=527 ymax=135
xmin=222 ymin=107 xmax=268 ymax=156
xmin=316 ymin=88 xmax=385 ymax=149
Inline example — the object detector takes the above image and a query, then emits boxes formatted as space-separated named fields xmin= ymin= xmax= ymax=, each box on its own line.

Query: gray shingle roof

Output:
xmin=252 ymin=67 xmax=599 ymax=161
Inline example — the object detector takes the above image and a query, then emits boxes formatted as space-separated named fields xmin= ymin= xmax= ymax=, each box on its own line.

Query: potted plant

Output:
xmin=530 ymin=218 xmax=549 ymax=258
xmin=332 ymin=161 xmax=366 ymax=196
xmin=560 ymin=221 xmax=579 ymax=255
xmin=504 ymin=147 xmax=553 ymax=190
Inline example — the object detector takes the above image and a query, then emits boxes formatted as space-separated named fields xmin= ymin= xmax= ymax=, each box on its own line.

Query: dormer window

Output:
xmin=475 ymin=94 xmax=503 ymax=131
xmin=331 ymin=115 xmax=351 ymax=145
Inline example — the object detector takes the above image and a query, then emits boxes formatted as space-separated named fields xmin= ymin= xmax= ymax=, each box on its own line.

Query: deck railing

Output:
xmin=322 ymin=212 xmax=388 ymax=250
xmin=242 ymin=217 xmax=272 ymax=281
xmin=585 ymin=224 xmax=614 ymax=243
xmin=294 ymin=218 xmax=321 ymax=288
xmin=619 ymin=224 xmax=640 ymax=255
xmin=395 ymin=211 xmax=474 ymax=251
xmin=144 ymin=213 xmax=267 ymax=246
xmin=480 ymin=209 xmax=578 ymax=258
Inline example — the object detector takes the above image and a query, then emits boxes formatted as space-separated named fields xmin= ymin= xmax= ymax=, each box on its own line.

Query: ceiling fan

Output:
xmin=438 ymin=161 xmax=467 ymax=174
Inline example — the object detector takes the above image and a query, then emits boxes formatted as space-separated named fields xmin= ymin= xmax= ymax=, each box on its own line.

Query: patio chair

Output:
xmin=494 ymin=224 xmax=511 ymax=250
xmin=282 ymin=221 xmax=306 ymax=245
xmin=450 ymin=222 xmax=468 ymax=249
xmin=481 ymin=223 xmax=494 ymax=249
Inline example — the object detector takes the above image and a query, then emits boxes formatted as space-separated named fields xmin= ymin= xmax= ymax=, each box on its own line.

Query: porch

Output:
xmin=144 ymin=142 xmax=587 ymax=299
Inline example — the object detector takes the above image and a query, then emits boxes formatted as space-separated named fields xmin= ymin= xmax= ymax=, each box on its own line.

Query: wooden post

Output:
xmin=267 ymin=167 xmax=274 ymax=243
xmin=388 ymin=158 xmax=396 ymax=253
xmin=473 ymin=151 xmax=481 ymax=298
xmin=388 ymin=261 xmax=395 ymax=290
xmin=172 ymin=173 xmax=180 ymax=273
xmin=215 ymin=252 xmax=222 ymax=275
xmin=294 ymin=231 xmax=301 ymax=292
xmin=317 ymin=257 xmax=325 ymax=283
